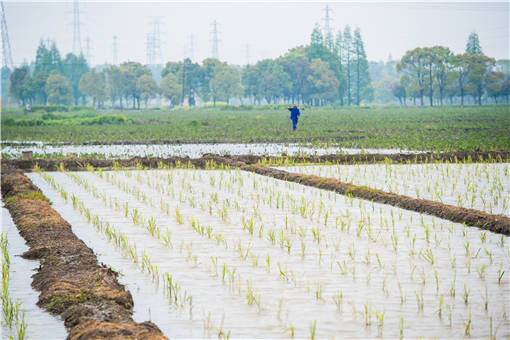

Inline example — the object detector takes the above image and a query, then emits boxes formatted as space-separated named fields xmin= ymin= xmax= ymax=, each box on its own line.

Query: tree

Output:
xmin=34 ymin=40 xmax=62 ymax=76
xmin=104 ymin=65 xmax=123 ymax=108
xmin=210 ymin=65 xmax=241 ymax=104
xmin=352 ymin=28 xmax=371 ymax=105
xmin=397 ymin=48 xmax=426 ymax=106
xmin=45 ymin=70 xmax=73 ymax=105
xmin=485 ymin=71 xmax=504 ymax=103
xmin=200 ymin=58 xmax=224 ymax=104
xmin=1 ymin=66 xmax=12 ymax=103
xmin=137 ymin=74 xmax=159 ymax=108
xmin=335 ymin=30 xmax=346 ymax=105
xmin=465 ymin=32 xmax=483 ymax=56
xmin=343 ymin=26 xmax=353 ymax=105
xmin=279 ymin=49 xmax=311 ymax=104
xmin=392 ymin=83 xmax=406 ymax=105
xmin=307 ymin=58 xmax=339 ymax=105
xmin=9 ymin=67 xmax=31 ymax=106
xmin=431 ymin=46 xmax=453 ymax=106
xmin=466 ymin=54 xmax=495 ymax=105
xmin=119 ymin=61 xmax=151 ymax=109
xmin=160 ymin=73 xmax=182 ymax=105
xmin=500 ymin=81 xmax=510 ymax=103
xmin=79 ymin=68 xmax=106 ymax=108
xmin=309 ymin=24 xmax=325 ymax=60
xmin=33 ymin=71 xmax=49 ymax=104
xmin=62 ymin=53 xmax=89 ymax=104
xmin=251 ymin=59 xmax=291 ymax=104
xmin=451 ymin=54 xmax=470 ymax=106
xmin=241 ymin=64 xmax=259 ymax=104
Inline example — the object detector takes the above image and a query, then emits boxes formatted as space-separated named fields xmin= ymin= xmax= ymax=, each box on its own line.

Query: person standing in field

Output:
xmin=287 ymin=104 xmax=301 ymax=131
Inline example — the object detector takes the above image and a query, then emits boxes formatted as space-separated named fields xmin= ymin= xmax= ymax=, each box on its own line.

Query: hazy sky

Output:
xmin=5 ymin=1 xmax=510 ymax=67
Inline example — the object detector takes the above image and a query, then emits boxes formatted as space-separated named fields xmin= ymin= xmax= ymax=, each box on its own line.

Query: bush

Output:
xmin=30 ymin=105 xmax=69 ymax=113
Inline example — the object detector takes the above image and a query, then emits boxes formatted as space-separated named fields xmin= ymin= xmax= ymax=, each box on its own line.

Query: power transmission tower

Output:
xmin=188 ymin=34 xmax=195 ymax=62
xmin=146 ymin=17 xmax=163 ymax=65
xmin=112 ymin=35 xmax=119 ymax=65
xmin=85 ymin=36 xmax=92 ymax=65
xmin=245 ymin=44 xmax=250 ymax=66
xmin=72 ymin=0 xmax=83 ymax=55
xmin=210 ymin=20 xmax=220 ymax=60
xmin=1 ymin=0 xmax=14 ymax=69
xmin=322 ymin=4 xmax=334 ymax=50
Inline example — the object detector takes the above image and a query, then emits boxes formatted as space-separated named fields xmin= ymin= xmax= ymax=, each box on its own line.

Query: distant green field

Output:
xmin=2 ymin=104 xmax=509 ymax=152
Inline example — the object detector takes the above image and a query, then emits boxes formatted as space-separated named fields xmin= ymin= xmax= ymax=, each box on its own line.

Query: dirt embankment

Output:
xmin=3 ymin=150 xmax=509 ymax=172
xmin=1 ymin=169 xmax=167 ymax=340
xmin=241 ymin=164 xmax=510 ymax=236
xmin=259 ymin=150 xmax=510 ymax=165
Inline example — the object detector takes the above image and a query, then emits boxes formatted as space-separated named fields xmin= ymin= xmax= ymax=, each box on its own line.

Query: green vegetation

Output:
xmin=2 ymin=105 xmax=509 ymax=151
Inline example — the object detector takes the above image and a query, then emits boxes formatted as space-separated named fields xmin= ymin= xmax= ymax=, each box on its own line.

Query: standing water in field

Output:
xmin=28 ymin=169 xmax=509 ymax=339
xmin=1 ymin=206 xmax=68 ymax=339
xmin=278 ymin=163 xmax=510 ymax=217
xmin=1 ymin=142 xmax=417 ymax=159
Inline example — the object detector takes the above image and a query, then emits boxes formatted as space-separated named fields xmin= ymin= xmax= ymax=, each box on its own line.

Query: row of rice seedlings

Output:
xmin=0 ymin=233 xmax=28 ymax=339
xmin=46 ymin=169 xmax=506 ymax=338
xmin=65 ymin=169 xmax=280 ymax=323
xmin=130 ymin=167 xmax=502 ymax=308
xmin=37 ymin=173 xmax=210 ymax=324
xmin=88 ymin=169 xmax=377 ymax=335
xmin=281 ymin=161 xmax=509 ymax=215
xmin=88 ymin=169 xmax=309 ymax=315
xmin=177 ymin=169 xmax=510 ymax=335
xmin=104 ymin=170 xmax=435 ymax=335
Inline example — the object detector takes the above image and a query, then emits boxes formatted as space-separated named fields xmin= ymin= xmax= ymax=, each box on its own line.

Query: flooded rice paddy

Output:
xmin=1 ymin=206 xmax=68 ymax=339
xmin=2 ymin=142 xmax=414 ymax=159
xmin=25 ymin=167 xmax=510 ymax=339
xmin=278 ymin=163 xmax=510 ymax=217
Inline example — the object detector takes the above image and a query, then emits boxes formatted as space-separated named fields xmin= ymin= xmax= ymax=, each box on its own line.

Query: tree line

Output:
xmin=394 ymin=33 xmax=509 ymax=106
xmin=3 ymin=31 xmax=508 ymax=109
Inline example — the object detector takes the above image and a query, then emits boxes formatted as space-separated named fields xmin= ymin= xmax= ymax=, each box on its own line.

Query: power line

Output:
xmin=1 ymin=0 xmax=14 ymax=69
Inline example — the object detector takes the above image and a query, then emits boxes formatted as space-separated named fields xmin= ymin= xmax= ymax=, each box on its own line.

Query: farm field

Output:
xmin=278 ymin=163 xmax=510 ymax=217
xmin=25 ymin=165 xmax=510 ymax=339
xmin=2 ymin=105 xmax=510 ymax=152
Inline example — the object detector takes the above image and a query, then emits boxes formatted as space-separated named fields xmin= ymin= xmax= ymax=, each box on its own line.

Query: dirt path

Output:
xmin=1 ymin=169 xmax=167 ymax=340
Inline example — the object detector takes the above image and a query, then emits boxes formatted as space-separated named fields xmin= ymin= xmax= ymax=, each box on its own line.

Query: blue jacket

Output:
xmin=288 ymin=107 xmax=300 ymax=120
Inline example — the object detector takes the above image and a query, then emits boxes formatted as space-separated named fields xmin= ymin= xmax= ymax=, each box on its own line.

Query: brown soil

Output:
xmin=1 ymin=169 xmax=167 ymax=339
xmin=241 ymin=164 xmax=510 ymax=236
xmin=3 ymin=150 xmax=510 ymax=172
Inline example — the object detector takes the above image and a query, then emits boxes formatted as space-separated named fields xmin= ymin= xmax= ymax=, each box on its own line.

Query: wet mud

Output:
xmin=3 ymin=150 xmax=510 ymax=172
xmin=1 ymin=169 xmax=167 ymax=340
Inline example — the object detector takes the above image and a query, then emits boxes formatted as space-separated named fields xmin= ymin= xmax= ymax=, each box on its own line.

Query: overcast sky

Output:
xmin=5 ymin=1 xmax=509 ymax=67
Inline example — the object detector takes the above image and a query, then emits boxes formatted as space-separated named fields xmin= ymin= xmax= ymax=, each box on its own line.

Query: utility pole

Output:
xmin=72 ymin=0 xmax=83 ymax=55
xmin=1 ymin=0 xmax=13 ymax=69
xmin=210 ymin=19 xmax=220 ymax=60
xmin=112 ymin=35 xmax=118 ymax=65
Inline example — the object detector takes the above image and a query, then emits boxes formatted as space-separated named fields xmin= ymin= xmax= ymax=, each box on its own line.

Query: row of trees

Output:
xmin=394 ymin=33 xmax=509 ymax=106
xmin=6 ymin=24 xmax=372 ymax=108
xmin=5 ymin=32 xmax=508 ymax=108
